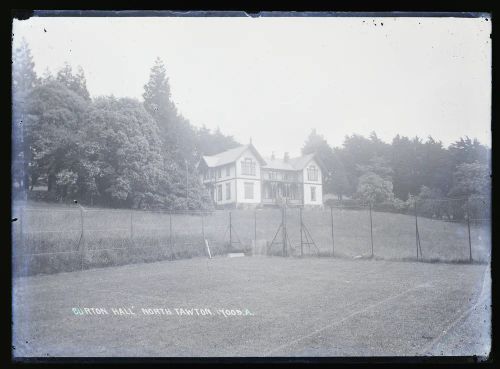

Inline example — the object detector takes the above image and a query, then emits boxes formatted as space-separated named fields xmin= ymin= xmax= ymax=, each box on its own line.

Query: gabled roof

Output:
xmin=262 ymin=153 xmax=327 ymax=172
xmin=201 ymin=144 xmax=267 ymax=168
xmin=262 ymin=157 xmax=295 ymax=171
xmin=288 ymin=153 xmax=316 ymax=170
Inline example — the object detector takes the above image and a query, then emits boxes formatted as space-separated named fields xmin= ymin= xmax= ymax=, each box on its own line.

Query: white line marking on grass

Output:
xmin=421 ymin=295 xmax=489 ymax=356
xmin=264 ymin=283 xmax=430 ymax=356
xmin=421 ymin=264 xmax=491 ymax=355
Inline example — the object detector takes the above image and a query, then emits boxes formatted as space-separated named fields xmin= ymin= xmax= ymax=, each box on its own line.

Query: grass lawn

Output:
xmin=12 ymin=256 xmax=490 ymax=357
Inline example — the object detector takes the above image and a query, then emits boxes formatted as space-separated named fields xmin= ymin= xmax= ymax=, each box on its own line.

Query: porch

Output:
xmin=261 ymin=180 xmax=303 ymax=206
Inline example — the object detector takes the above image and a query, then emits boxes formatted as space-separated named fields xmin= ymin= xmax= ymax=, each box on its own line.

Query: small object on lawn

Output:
xmin=354 ymin=255 xmax=363 ymax=259
xmin=228 ymin=253 xmax=245 ymax=258
xmin=205 ymin=239 xmax=212 ymax=259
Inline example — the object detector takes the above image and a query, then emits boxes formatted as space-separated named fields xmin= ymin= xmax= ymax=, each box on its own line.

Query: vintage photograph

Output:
xmin=11 ymin=12 xmax=491 ymax=359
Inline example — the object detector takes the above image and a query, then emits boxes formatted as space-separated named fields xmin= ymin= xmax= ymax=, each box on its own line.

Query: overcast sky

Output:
xmin=13 ymin=15 xmax=491 ymax=157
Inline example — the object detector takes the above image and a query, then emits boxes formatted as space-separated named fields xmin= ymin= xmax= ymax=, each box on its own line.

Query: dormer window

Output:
xmin=241 ymin=158 xmax=256 ymax=176
xmin=307 ymin=165 xmax=318 ymax=181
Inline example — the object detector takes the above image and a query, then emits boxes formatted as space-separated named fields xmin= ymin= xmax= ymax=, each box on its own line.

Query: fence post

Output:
xmin=282 ymin=206 xmax=287 ymax=257
xmin=79 ymin=207 xmax=85 ymax=270
xmin=330 ymin=206 xmax=334 ymax=257
xmin=130 ymin=210 xmax=133 ymax=242
xmin=369 ymin=202 xmax=374 ymax=258
xmin=229 ymin=211 xmax=233 ymax=249
xmin=300 ymin=207 xmax=304 ymax=257
xmin=254 ymin=209 xmax=257 ymax=245
xmin=169 ymin=211 xmax=173 ymax=260
xmin=466 ymin=198 xmax=472 ymax=263
xmin=414 ymin=200 xmax=419 ymax=260
xmin=201 ymin=212 xmax=205 ymax=242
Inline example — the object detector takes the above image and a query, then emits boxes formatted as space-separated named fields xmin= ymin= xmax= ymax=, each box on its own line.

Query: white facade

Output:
xmin=199 ymin=144 xmax=323 ymax=208
xmin=234 ymin=149 xmax=262 ymax=205
xmin=302 ymin=159 xmax=323 ymax=206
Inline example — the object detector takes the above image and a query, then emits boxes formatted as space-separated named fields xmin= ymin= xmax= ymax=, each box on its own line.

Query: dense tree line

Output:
xmin=12 ymin=41 xmax=238 ymax=209
xmin=302 ymin=128 xmax=490 ymax=218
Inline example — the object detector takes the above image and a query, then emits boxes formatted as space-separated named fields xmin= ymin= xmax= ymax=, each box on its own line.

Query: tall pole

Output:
xmin=282 ymin=206 xmax=287 ymax=257
xmin=169 ymin=211 xmax=173 ymax=259
xmin=330 ymin=206 xmax=334 ymax=257
xmin=79 ymin=206 xmax=85 ymax=270
xmin=130 ymin=210 xmax=133 ymax=241
xmin=254 ymin=209 xmax=257 ymax=245
xmin=414 ymin=199 xmax=419 ymax=260
xmin=300 ymin=207 xmax=304 ymax=257
xmin=185 ymin=160 xmax=189 ymax=210
xmin=201 ymin=213 xmax=205 ymax=241
xmin=467 ymin=198 xmax=472 ymax=263
xmin=229 ymin=211 xmax=232 ymax=249
xmin=369 ymin=202 xmax=374 ymax=258
xmin=129 ymin=210 xmax=133 ymax=249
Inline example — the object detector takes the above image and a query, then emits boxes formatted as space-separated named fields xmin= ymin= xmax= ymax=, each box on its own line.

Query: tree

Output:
xmin=449 ymin=137 xmax=490 ymax=168
xmin=143 ymin=58 xmax=226 ymax=209
xmin=355 ymin=172 xmax=394 ymax=204
xmin=390 ymin=135 xmax=424 ymax=200
xmin=420 ymin=136 xmax=453 ymax=196
xmin=330 ymin=148 xmax=351 ymax=200
xmin=196 ymin=125 xmax=239 ymax=157
xmin=23 ymin=80 xmax=90 ymax=195
xmin=12 ymin=38 xmax=39 ymax=95
xmin=12 ymin=38 xmax=39 ymax=197
xmin=448 ymin=161 xmax=490 ymax=198
xmin=416 ymin=185 xmax=449 ymax=219
xmin=302 ymin=129 xmax=345 ymax=196
xmin=339 ymin=133 xmax=388 ymax=193
xmin=143 ymin=58 xmax=197 ymax=164
xmin=56 ymin=63 xmax=91 ymax=101
xmin=356 ymin=156 xmax=393 ymax=181
xmin=81 ymin=97 xmax=168 ymax=208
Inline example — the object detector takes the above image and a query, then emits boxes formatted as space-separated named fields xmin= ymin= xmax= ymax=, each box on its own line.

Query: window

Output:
xmin=217 ymin=185 xmax=222 ymax=201
xmin=311 ymin=186 xmax=316 ymax=202
xmin=244 ymin=182 xmax=254 ymax=199
xmin=226 ymin=166 xmax=230 ymax=177
xmin=225 ymin=182 xmax=231 ymax=200
xmin=307 ymin=165 xmax=319 ymax=181
xmin=284 ymin=183 xmax=290 ymax=197
xmin=217 ymin=168 xmax=222 ymax=179
xmin=241 ymin=158 xmax=256 ymax=176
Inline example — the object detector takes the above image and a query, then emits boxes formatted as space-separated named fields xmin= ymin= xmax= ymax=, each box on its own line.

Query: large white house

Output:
xmin=198 ymin=143 xmax=325 ymax=208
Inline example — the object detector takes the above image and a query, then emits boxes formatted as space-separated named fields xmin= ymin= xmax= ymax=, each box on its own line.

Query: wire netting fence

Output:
xmin=12 ymin=196 xmax=490 ymax=276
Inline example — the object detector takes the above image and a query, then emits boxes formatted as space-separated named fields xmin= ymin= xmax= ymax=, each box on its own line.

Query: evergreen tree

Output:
xmin=56 ymin=63 xmax=91 ymax=101
xmin=196 ymin=125 xmax=239 ymax=156
xmin=12 ymin=38 xmax=39 ymax=95
xmin=12 ymin=39 xmax=39 ymax=197
xmin=142 ymin=58 xmax=214 ymax=209
xmin=302 ymin=129 xmax=349 ymax=197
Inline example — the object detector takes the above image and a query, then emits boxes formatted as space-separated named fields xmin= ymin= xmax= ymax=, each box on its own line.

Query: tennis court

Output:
xmin=12 ymin=256 xmax=490 ymax=358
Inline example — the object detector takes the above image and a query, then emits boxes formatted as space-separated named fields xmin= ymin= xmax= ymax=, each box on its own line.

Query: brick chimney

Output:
xmin=271 ymin=151 xmax=275 ymax=160
xmin=284 ymin=152 xmax=290 ymax=162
